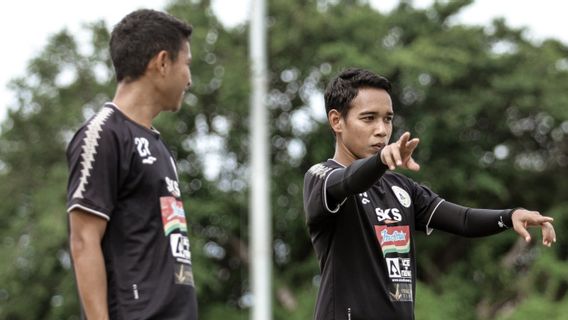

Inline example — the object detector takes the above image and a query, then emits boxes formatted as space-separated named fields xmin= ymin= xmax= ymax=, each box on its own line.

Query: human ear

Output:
xmin=150 ymin=50 xmax=170 ymax=75
xmin=328 ymin=109 xmax=342 ymax=134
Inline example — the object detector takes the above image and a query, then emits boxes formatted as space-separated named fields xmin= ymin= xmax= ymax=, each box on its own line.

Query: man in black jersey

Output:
xmin=303 ymin=68 xmax=556 ymax=320
xmin=66 ymin=10 xmax=197 ymax=319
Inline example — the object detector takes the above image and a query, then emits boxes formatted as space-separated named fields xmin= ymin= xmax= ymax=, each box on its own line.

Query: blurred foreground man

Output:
xmin=303 ymin=68 xmax=556 ymax=320
xmin=66 ymin=9 xmax=197 ymax=319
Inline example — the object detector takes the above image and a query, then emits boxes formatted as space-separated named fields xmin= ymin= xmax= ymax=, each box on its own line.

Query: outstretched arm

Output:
xmin=429 ymin=202 xmax=556 ymax=246
xmin=379 ymin=132 xmax=556 ymax=246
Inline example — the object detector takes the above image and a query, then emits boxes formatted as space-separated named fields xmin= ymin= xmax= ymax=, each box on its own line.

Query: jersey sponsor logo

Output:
xmin=375 ymin=207 xmax=402 ymax=224
xmin=160 ymin=197 xmax=188 ymax=235
xmin=388 ymin=283 xmax=413 ymax=302
xmin=391 ymin=186 xmax=411 ymax=208
xmin=174 ymin=262 xmax=195 ymax=286
xmin=161 ymin=196 xmax=193 ymax=268
xmin=375 ymin=225 xmax=410 ymax=256
xmin=134 ymin=137 xmax=157 ymax=164
xmin=170 ymin=233 xmax=191 ymax=262
xmin=166 ymin=177 xmax=181 ymax=198
xmin=72 ymin=107 xmax=114 ymax=199
xmin=307 ymin=163 xmax=332 ymax=179
xmin=386 ymin=257 xmax=412 ymax=282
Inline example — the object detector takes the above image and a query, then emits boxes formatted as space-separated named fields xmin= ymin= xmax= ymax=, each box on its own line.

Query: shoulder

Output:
xmin=74 ymin=105 xmax=121 ymax=136
xmin=67 ymin=105 xmax=129 ymax=154
xmin=87 ymin=105 xmax=126 ymax=135
xmin=305 ymin=160 xmax=341 ymax=180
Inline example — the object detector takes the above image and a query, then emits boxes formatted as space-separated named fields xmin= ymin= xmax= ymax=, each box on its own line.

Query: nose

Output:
xmin=374 ymin=121 xmax=387 ymax=137
xmin=185 ymin=80 xmax=192 ymax=91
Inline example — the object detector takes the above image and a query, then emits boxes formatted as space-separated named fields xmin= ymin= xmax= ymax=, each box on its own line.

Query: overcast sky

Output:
xmin=0 ymin=0 xmax=566 ymax=124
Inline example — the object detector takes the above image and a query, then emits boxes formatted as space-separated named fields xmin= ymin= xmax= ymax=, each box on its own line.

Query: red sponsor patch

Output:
xmin=160 ymin=196 xmax=188 ymax=236
xmin=375 ymin=225 xmax=410 ymax=257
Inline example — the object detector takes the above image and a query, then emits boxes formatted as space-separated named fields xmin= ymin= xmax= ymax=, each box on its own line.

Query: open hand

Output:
xmin=380 ymin=132 xmax=420 ymax=171
xmin=512 ymin=209 xmax=556 ymax=247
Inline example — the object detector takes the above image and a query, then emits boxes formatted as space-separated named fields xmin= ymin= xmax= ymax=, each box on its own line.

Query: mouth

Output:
xmin=371 ymin=143 xmax=385 ymax=152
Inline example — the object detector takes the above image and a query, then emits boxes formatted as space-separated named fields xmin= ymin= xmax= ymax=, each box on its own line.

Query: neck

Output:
xmin=112 ymin=81 xmax=162 ymax=128
xmin=332 ymin=139 xmax=358 ymax=167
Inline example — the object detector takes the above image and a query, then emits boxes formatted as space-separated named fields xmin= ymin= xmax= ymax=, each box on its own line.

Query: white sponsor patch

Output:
xmin=387 ymin=257 xmax=412 ymax=280
xmin=386 ymin=258 xmax=402 ymax=278
xmin=391 ymin=186 xmax=411 ymax=208
xmin=170 ymin=234 xmax=191 ymax=261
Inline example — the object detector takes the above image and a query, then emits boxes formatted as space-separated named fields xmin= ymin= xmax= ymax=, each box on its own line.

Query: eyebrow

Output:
xmin=359 ymin=111 xmax=394 ymax=116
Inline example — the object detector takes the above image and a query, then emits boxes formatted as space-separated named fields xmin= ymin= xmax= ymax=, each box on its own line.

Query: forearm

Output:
xmin=327 ymin=153 xmax=388 ymax=202
xmin=70 ymin=238 xmax=109 ymax=319
xmin=429 ymin=201 xmax=514 ymax=237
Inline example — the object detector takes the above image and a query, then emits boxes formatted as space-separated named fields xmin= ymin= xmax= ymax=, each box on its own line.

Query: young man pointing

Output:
xmin=303 ymin=68 xmax=556 ymax=320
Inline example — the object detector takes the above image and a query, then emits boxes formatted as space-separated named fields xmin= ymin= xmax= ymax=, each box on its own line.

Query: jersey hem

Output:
xmin=323 ymin=169 xmax=347 ymax=213
xmin=67 ymin=203 xmax=110 ymax=221
xmin=425 ymin=199 xmax=445 ymax=235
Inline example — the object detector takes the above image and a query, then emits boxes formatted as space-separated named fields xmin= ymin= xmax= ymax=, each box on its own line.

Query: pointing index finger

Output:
xmin=405 ymin=138 xmax=420 ymax=153
xmin=398 ymin=132 xmax=410 ymax=147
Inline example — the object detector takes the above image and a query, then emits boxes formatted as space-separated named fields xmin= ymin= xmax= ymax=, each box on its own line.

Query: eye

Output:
xmin=385 ymin=116 xmax=394 ymax=123
xmin=361 ymin=115 xmax=375 ymax=122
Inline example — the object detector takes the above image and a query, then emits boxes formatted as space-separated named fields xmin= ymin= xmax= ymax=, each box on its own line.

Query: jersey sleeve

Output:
xmin=66 ymin=110 xmax=121 ymax=220
xmin=408 ymin=179 xmax=444 ymax=234
xmin=427 ymin=201 xmax=514 ymax=237
xmin=303 ymin=163 xmax=344 ymax=225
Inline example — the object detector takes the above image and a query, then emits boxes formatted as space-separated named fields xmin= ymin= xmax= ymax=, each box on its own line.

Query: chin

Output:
xmin=173 ymin=98 xmax=185 ymax=112
xmin=352 ymin=153 xmax=367 ymax=160
xmin=359 ymin=151 xmax=376 ymax=159
xmin=168 ymin=103 xmax=182 ymax=112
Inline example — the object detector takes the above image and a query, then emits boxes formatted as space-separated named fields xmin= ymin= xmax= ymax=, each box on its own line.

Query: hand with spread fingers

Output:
xmin=512 ymin=209 xmax=556 ymax=247
xmin=380 ymin=131 xmax=421 ymax=171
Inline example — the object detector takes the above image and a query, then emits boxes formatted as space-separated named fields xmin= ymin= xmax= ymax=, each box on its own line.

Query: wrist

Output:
xmin=507 ymin=207 xmax=524 ymax=227
xmin=510 ymin=207 xmax=525 ymax=217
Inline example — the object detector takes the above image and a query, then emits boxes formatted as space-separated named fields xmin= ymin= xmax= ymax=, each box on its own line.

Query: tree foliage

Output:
xmin=0 ymin=0 xmax=566 ymax=319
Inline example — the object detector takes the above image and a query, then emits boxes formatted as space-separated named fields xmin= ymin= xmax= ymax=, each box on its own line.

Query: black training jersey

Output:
xmin=66 ymin=103 xmax=197 ymax=320
xmin=304 ymin=159 xmax=443 ymax=320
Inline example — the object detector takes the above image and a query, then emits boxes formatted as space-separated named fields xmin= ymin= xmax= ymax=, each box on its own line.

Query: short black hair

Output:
xmin=110 ymin=9 xmax=193 ymax=82
xmin=324 ymin=68 xmax=392 ymax=119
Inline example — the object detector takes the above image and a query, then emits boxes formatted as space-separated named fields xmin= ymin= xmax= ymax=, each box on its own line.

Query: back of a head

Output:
xmin=324 ymin=68 xmax=391 ymax=118
xmin=110 ymin=9 xmax=193 ymax=83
